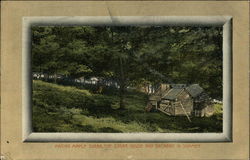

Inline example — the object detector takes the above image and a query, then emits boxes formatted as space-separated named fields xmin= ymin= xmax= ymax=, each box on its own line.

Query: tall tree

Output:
xmin=32 ymin=26 xmax=222 ymax=100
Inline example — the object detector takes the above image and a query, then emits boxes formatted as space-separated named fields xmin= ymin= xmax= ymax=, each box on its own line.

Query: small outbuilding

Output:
xmin=147 ymin=84 xmax=212 ymax=117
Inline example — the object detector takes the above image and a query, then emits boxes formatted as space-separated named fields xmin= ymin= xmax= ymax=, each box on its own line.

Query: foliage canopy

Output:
xmin=32 ymin=26 xmax=222 ymax=99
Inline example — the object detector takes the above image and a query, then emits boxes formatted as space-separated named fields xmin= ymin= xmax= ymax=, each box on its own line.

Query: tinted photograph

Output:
xmin=31 ymin=26 xmax=223 ymax=133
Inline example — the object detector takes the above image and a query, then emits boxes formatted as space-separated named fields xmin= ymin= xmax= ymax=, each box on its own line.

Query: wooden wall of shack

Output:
xmin=175 ymin=90 xmax=193 ymax=116
xmin=192 ymin=92 xmax=211 ymax=117
xmin=158 ymin=90 xmax=193 ymax=116
xmin=158 ymin=100 xmax=175 ymax=115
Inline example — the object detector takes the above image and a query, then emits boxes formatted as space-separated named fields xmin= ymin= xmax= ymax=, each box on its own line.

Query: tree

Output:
xmin=32 ymin=25 xmax=223 ymax=101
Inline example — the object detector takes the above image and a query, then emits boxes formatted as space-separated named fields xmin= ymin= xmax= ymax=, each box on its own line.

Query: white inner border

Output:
xmin=22 ymin=16 xmax=232 ymax=142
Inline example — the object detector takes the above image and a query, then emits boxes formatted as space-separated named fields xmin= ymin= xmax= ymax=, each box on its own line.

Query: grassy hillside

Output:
xmin=32 ymin=80 xmax=222 ymax=133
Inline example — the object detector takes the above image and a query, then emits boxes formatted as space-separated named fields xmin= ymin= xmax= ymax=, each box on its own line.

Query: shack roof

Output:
xmin=185 ymin=84 xmax=203 ymax=98
xmin=170 ymin=84 xmax=187 ymax=89
xmin=160 ymin=84 xmax=204 ymax=100
xmin=162 ymin=88 xmax=183 ymax=100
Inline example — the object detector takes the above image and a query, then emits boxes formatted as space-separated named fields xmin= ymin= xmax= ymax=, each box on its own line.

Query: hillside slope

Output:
xmin=32 ymin=80 xmax=222 ymax=133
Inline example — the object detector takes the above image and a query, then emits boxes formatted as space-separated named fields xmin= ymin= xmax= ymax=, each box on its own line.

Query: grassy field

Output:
xmin=32 ymin=80 xmax=223 ymax=133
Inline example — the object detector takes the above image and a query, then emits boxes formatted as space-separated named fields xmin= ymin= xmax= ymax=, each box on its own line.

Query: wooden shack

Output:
xmin=158 ymin=85 xmax=193 ymax=116
xmin=147 ymin=84 xmax=211 ymax=117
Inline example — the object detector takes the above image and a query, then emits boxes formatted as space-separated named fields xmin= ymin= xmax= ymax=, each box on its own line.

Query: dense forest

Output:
xmin=32 ymin=26 xmax=223 ymax=132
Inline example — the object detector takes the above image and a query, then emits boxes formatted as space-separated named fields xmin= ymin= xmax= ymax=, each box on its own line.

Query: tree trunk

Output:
xmin=54 ymin=70 xmax=57 ymax=83
xmin=110 ymin=27 xmax=126 ymax=109
xmin=45 ymin=73 xmax=48 ymax=81
xmin=119 ymin=57 xmax=125 ymax=109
